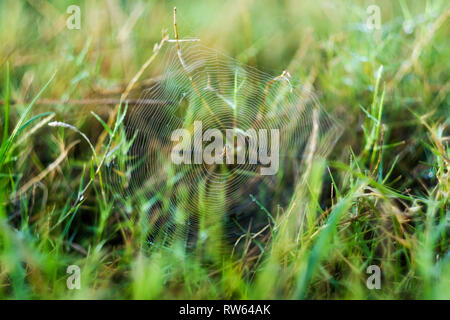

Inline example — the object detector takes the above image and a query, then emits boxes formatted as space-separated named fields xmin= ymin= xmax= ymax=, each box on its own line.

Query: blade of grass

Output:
xmin=2 ymin=62 xmax=10 ymax=147
xmin=0 ymin=71 xmax=56 ymax=169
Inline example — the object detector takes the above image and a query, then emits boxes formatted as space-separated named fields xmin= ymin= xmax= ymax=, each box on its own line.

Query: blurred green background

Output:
xmin=0 ymin=0 xmax=448 ymax=299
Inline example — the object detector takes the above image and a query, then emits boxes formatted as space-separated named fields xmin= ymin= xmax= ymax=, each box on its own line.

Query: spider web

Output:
xmin=105 ymin=42 xmax=343 ymax=245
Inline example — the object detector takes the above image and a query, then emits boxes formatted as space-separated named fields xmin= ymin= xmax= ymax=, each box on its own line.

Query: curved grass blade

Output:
xmin=0 ymin=72 xmax=56 ymax=168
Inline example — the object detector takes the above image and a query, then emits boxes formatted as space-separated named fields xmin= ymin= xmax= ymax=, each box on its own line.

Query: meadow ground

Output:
xmin=0 ymin=0 xmax=448 ymax=299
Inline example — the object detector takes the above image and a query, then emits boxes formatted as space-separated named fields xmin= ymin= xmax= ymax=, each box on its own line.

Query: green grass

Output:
xmin=0 ymin=0 xmax=449 ymax=299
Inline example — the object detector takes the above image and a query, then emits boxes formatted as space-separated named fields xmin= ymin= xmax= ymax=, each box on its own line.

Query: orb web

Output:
xmin=105 ymin=42 xmax=343 ymax=245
